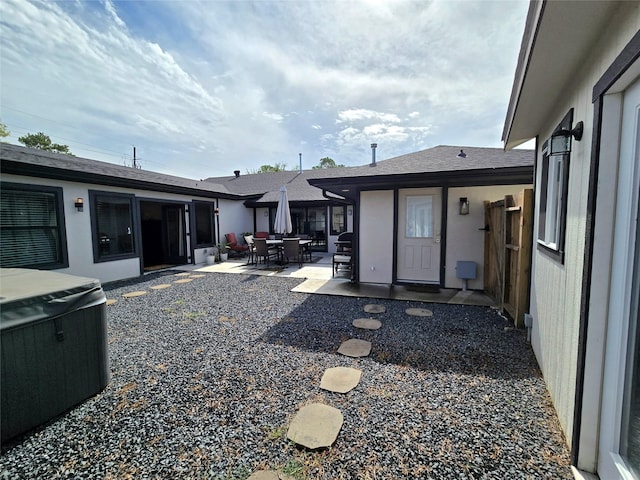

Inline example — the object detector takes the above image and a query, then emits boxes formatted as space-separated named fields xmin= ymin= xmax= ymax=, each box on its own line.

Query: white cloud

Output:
xmin=0 ymin=0 xmax=529 ymax=176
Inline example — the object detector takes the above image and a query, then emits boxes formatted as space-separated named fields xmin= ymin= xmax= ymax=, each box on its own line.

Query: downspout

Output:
xmin=215 ymin=198 xmax=220 ymax=246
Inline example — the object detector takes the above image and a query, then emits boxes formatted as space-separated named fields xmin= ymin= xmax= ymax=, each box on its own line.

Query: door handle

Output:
xmin=479 ymin=225 xmax=490 ymax=232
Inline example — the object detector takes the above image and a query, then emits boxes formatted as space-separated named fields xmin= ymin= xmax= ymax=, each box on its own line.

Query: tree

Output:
xmin=18 ymin=132 xmax=73 ymax=155
xmin=248 ymin=162 xmax=288 ymax=174
xmin=0 ymin=122 xmax=9 ymax=138
xmin=312 ymin=157 xmax=344 ymax=169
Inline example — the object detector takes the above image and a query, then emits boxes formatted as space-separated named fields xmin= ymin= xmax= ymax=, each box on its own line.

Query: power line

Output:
xmin=1 ymin=106 xmax=165 ymax=168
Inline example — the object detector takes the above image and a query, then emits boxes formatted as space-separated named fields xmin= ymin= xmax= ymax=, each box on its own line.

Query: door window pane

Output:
xmin=406 ymin=195 xmax=433 ymax=238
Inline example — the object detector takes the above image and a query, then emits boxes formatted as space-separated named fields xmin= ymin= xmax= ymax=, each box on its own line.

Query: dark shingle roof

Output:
xmin=0 ymin=143 xmax=243 ymax=199
xmin=204 ymin=168 xmax=348 ymax=203
xmin=205 ymin=145 xmax=534 ymax=203
xmin=335 ymin=145 xmax=534 ymax=177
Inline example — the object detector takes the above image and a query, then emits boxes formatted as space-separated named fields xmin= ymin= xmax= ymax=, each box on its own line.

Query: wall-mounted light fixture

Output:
xmin=459 ymin=197 xmax=470 ymax=215
xmin=550 ymin=121 xmax=584 ymax=155
xmin=213 ymin=207 xmax=219 ymax=216
xmin=74 ymin=197 xmax=84 ymax=212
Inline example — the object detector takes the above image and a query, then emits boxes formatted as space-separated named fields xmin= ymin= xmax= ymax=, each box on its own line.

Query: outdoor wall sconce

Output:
xmin=459 ymin=197 xmax=470 ymax=215
xmin=550 ymin=121 xmax=584 ymax=155
xmin=74 ymin=197 xmax=84 ymax=212
xmin=214 ymin=207 xmax=219 ymax=216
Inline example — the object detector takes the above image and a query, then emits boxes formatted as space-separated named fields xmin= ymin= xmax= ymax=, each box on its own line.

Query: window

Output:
xmin=193 ymin=202 xmax=215 ymax=246
xmin=0 ymin=182 xmax=68 ymax=269
xmin=406 ymin=195 xmax=433 ymax=238
xmin=537 ymin=110 xmax=572 ymax=263
xmin=330 ymin=205 xmax=346 ymax=235
xmin=90 ymin=191 xmax=136 ymax=261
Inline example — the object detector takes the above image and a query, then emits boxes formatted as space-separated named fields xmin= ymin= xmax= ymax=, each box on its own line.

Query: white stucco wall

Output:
xmin=526 ymin=2 xmax=640 ymax=459
xmin=216 ymin=198 xmax=253 ymax=245
xmin=2 ymin=174 xmax=229 ymax=283
xmin=359 ymin=190 xmax=394 ymax=284
xmin=445 ymin=185 xmax=531 ymax=289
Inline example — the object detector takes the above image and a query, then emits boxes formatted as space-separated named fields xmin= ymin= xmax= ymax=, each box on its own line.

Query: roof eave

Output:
xmin=1 ymin=159 xmax=246 ymax=200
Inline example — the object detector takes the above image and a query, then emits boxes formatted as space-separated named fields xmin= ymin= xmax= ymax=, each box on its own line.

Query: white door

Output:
xmin=397 ymin=188 xmax=441 ymax=283
xmin=599 ymin=77 xmax=640 ymax=479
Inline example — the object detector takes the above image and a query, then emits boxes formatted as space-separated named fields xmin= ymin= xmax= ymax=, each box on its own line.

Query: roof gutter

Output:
xmin=321 ymin=189 xmax=351 ymax=205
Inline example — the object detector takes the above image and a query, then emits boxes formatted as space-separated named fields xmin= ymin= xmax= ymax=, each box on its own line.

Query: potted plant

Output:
xmin=217 ymin=243 xmax=230 ymax=262
xmin=206 ymin=247 xmax=217 ymax=265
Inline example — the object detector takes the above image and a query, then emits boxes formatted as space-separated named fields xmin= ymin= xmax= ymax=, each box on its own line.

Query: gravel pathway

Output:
xmin=0 ymin=272 xmax=572 ymax=479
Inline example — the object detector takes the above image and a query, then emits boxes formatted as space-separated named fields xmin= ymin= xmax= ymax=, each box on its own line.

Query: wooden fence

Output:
xmin=483 ymin=189 xmax=533 ymax=328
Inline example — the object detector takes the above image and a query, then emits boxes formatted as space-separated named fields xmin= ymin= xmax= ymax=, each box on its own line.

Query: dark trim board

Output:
xmin=593 ymin=29 xmax=640 ymax=101
xmin=309 ymin=166 xmax=534 ymax=200
xmin=573 ymin=30 xmax=640 ymax=467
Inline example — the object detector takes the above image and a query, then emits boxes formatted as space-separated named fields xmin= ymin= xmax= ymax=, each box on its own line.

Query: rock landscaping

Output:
xmin=0 ymin=271 xmax=573 ymax=479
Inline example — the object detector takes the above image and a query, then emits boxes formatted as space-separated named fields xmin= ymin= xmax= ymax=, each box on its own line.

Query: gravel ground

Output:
xmin=1 ymin=271 xmax=572 ymax=479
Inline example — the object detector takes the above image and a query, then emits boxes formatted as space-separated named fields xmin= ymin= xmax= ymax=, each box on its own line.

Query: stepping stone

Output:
xmin=174 ymin=279 xmax=193 ymax=284
xmin=248 ymin=471 xmax=294 ymax=480
xmin=320 ymin=367 xmax=362 ymax=393
xmin=337 ymin=339 xmax=372 ymax=357
xmin=353 ymin=318 xmax=382 ymax=330
xmin=189 ymin=274 xmax=206 ymax=278
xmin=406 ymin=307 xmax=433 ymax=317
xmin=150 ymin=284 xmax=172 ymax=290
xmin=364 ymin=304 xmax=385 ymax=314
xmin=106 ymin=299 xmax=117 ymax=305
xmin=174 ymin=272 xmax=191 ymax=276
xmin=122 ymin=291 xmax=147 ymax=298
xmin=287 ymin=403 xmax=343 ymax=449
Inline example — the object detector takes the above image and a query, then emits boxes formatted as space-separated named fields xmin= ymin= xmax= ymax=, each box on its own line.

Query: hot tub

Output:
xmin=1 ymin=268 xmax=109 ymax=443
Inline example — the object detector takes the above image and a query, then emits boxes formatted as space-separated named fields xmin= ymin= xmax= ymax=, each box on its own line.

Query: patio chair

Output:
xmin=243 ymin=234 xmax=255 ymax=264
xmin=282 ymin=238 xmax=303 ymax=267
xmin=297 ymin=234 xmax=313 ymax=262
xmin=225 ymin=233 xmax=249 ymax=257
xmin=254 ymin=231 xmax=269 ymax=239
xmin=253 ymin=238 xmax=279 ymax=266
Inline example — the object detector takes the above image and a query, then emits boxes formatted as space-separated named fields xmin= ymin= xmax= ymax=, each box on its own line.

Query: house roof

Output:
xmin=502 ymin=1 xmax=622 ymax=149
xmin=0 ymin=143 xmax=249 ymax=200
xmin=308 ymin=145 xmax=534 ymax=200
xmin=204 ymin=167 xmax=349 ymax=205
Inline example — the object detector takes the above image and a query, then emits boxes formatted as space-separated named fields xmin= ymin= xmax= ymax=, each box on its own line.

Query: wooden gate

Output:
xmin=483 ymin=189 xmax=533 ymax=327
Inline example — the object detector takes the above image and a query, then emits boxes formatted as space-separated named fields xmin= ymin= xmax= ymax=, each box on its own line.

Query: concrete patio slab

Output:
xmin=177 ymin=254 xmax=496 ymax=307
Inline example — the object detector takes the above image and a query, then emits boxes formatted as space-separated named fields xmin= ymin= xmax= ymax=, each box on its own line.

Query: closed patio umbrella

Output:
xmin=274 ymin=185 xmax=293 ymax=235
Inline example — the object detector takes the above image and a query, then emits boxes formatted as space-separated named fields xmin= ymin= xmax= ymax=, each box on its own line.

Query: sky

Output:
xmin=1 ymin=0 xmax=530 ymax=179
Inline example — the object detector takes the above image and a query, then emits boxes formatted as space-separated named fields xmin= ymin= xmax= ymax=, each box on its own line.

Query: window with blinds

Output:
xmin=0 ymin=183 xmax=68 ymax=269
xmin=91 ymin=192 xmax=136 ymax=260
